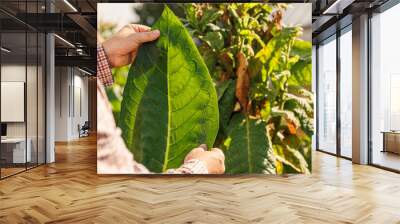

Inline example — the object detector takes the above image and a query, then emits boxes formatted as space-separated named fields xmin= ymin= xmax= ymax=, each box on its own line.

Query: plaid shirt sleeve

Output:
xmin=97 ymin=44 xmax=113 ymax=86
xmin=166 ymin=159 xmax=209 ymax=174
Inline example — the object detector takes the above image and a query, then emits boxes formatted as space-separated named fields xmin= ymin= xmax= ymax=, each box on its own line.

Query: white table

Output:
xmin=1 ymin=138 xmax=31 ymax=163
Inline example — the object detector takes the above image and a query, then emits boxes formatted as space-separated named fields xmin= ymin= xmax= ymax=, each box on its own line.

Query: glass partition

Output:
xmin=0 ymin=1 xmax=46 ymax=179
xmin=1 ymin=30 xmax=27 ymax=177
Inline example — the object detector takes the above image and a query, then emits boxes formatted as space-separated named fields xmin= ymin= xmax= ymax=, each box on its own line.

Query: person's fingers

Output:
xmin=198 ymin=144 xmax=207 ymax=150
xmin=129 ymin=30 xmax=160 ymax=45
xmin=184 ymin=147 xmax=204 ymax=162
xmin=210 ymin=148 xmax=225 ymax=160
xmin=130 ymin=24 xmax=151 ymax=32
xmin=118 ymin=24 xmax=151 ymax=37
xmin=210 ymin=148 xmax=225 ymax=174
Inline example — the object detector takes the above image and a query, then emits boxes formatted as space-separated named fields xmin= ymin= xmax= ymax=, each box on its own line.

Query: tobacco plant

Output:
xmin=184 ymin=3 xmax=313 ymax=174
xmin=119 ymin=7 xmax=219 ymax=172
xmin=103 ymin=4 xmax=313 ymax=174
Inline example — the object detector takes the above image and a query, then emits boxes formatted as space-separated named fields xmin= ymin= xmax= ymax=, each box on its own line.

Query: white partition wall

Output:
xmin=54 ymin=67 xmax=89 ymax=141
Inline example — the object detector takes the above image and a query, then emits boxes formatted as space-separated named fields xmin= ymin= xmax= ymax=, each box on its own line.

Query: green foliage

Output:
xmin=118 ymin=6 xmax=219 ymax=173
xmin=100 ymin=3 xmax=313 ymax=174
xmin=217 ymin=79 xmax=236 ymax=134
xmin=132 ymin=4 xmax=184 ymax=26
xmin=105 ymin=66 xmax=130 ymax=123
xmin=224 ymin=113 xmax=276 ymax=174
xmin=184 ymin=3 xmax=313 ymax=174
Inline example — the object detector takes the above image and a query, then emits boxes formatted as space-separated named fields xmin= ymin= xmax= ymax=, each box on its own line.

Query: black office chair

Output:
xmin=79 ymin=121 xmax=90 ymax=138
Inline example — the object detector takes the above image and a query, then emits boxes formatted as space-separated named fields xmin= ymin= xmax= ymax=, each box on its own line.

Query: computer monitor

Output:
xmin=1 ymin=123 xmax=7 ymax=137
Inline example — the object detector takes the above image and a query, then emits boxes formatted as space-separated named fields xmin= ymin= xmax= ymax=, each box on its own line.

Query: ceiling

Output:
xmin=311 ymin=0 xmax=392 ymax=43
xmin=0 ymin=0 xmax=97 ymax=73
xmin=1 ymin=0 xmax=395 ymax=71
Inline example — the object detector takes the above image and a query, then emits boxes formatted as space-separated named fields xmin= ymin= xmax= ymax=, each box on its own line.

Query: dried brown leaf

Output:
xmin=235 ymin=51 xmax=250 ymax=112
xmin=273 ymin=10 xmax=283 ymax=31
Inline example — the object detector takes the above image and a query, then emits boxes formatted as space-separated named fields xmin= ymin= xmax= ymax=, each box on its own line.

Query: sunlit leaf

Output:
xmin=224 ymin=113 xmax=276 ymax=174
xmin=200 ymin=31 xmax=225 ymax=50
xmin=218 ymin=80 xmax=236 ymax=133
xmin=119 ymin=6 xmax=219 ymax=172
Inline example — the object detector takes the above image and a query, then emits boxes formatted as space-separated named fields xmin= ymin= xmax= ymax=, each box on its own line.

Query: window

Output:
xmin=370 ymin=3 xmax=400 ymax=171
xmin=339 ymin=28 xmax=352 ymax=158
xmin=317 ymin=36 xmax=337 ymax=154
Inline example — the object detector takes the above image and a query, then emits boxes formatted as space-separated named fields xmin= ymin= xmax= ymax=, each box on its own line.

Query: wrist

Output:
xmin=166 ymin=159 xmax=209 ymax=174
xmin=97 ymin=44 xmax=113 ymax=86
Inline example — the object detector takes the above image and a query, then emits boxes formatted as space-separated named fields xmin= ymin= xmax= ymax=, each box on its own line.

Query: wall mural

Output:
xmin=97 ymin=3 xmax=313 ymax=175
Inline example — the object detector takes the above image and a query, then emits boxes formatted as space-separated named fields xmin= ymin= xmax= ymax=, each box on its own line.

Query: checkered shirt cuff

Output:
xmin=166 ymin=159 xmax=209 ymax=174
xmin=97 ymin=44 xmax=113 ymax=86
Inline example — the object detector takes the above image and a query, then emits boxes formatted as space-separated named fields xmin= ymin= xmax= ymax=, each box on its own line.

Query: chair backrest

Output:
xmin=82 ymin=121 xmax=90 ymax=129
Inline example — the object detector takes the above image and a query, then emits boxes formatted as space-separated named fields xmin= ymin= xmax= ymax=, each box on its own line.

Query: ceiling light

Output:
xmin=322 ymin=0 xmax=342 ymax=14
xmin=76 ymin=49 xmax=85 ymax=55
xmin=63 ymin=0 xmax=78 ymax=12
xmin=322 ymin=0 xmax=355 ymax=15
xmin=1 ymin=47 xmax=11 ymax=53
xmin=54 ymin=34 xmax=75 ymax=48
xmin=78 ymin=67 xmax=93 ymax=76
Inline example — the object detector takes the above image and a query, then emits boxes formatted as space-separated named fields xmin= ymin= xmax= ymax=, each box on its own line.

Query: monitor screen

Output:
xmin=1 ymin=123 xmax=7 ymax=137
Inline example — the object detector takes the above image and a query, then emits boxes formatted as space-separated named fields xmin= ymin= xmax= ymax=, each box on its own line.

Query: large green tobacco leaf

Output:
xmin=119 ymin=6 xmax=219 ymax=173
xmin=218 ymin=79 xmax=236 ymax=134
xmin=223 ymin=114 xmax=276 ymax=174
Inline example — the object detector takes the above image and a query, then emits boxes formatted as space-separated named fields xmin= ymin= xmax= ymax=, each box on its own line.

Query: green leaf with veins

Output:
xmin=119 ymin=6 xmax=219 ymax=173
xmin=224 ymin=113 xmax=276 ymax=174
xmin=218 ymin=80 xmax=236 ymax=134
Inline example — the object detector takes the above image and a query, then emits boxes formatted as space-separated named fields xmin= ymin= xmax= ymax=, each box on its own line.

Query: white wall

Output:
xmin=54 ymin=67 xmax=89 ymax=141
xmin=1 ymin=63 xmax=46 ymax=164
xmin=1 ymin=65 xmax=28 ymax=138
xmin=55 ymin=66 xmax=70 ymax=141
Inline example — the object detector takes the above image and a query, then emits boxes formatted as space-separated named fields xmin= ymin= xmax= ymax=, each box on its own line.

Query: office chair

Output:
xmin=79 ymin=121 xmax=90 ymax=138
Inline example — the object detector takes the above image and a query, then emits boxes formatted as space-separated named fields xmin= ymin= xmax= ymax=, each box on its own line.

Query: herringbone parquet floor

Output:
xmin=1 ymin=134 xmax=400 ymax=224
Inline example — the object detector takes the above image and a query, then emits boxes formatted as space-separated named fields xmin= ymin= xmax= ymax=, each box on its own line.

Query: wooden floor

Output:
xmin=373 ymin=150 xmax=400 ymax=171
xmin=0 ymin=167 xmax=26 ymax=178
xmin=0 ymin=135 xmax=400 ymax=224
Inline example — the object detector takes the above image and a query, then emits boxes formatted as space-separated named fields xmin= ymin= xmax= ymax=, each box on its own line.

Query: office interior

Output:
xmin=0 ymin=0 xmax=96 ymax=179
xmin=313 ymin=0 xmax=400 ymax=172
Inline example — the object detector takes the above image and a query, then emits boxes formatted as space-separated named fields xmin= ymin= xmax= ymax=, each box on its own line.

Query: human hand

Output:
xmin=185 ymin=144 xmax=225 ymax=174
xmin=102 ymin=24 xmax=160 ymax=68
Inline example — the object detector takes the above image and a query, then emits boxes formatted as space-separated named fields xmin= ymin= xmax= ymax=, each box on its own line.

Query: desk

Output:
xmin=381 ymin=131 xmax=400 ymax=154
xmin=1 ymin=138 xmax=31 ymax=163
